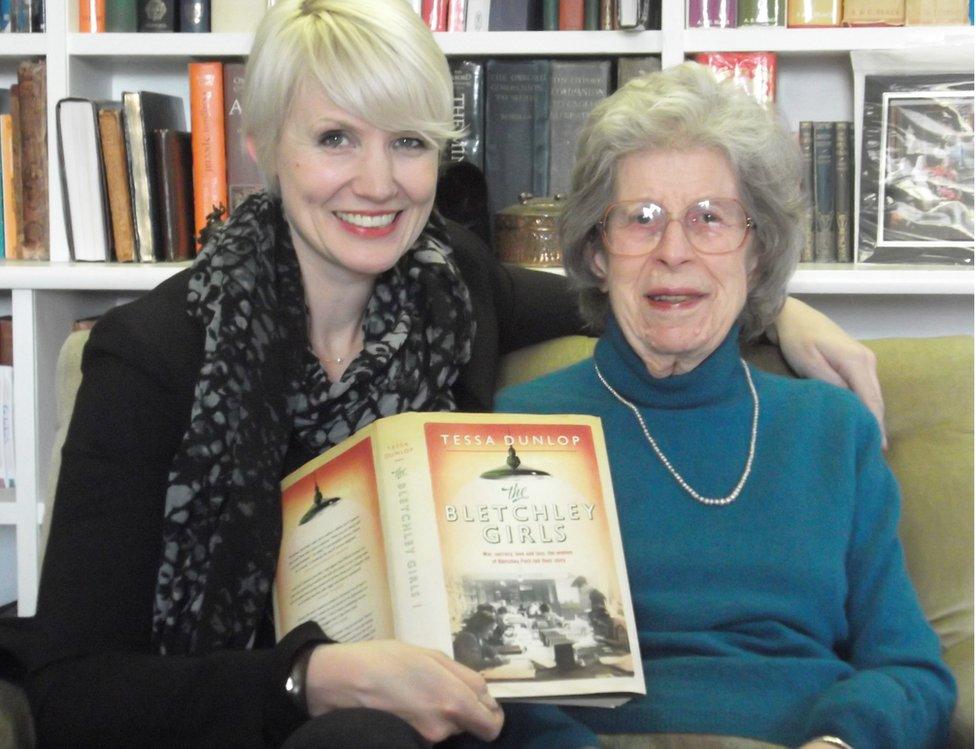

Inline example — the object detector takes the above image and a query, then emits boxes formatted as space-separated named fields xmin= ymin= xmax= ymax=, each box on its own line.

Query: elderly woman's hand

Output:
xmin=771 ymin=297 xmax=886 ymax=448
xmin=304 ymin=640 xmax=504 ymax=744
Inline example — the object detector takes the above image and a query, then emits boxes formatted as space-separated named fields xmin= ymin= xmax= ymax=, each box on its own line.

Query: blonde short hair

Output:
xmin=243 ymin=0 xmax=460 ymax=193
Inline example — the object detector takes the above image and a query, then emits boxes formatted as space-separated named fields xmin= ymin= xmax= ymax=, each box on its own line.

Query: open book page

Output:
xmin=275 ymin=432 xmax=396 ymax=642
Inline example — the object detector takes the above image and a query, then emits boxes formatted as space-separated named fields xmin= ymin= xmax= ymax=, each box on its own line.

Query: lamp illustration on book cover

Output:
xmin=298 ymin=482 xmax=342 ymax=525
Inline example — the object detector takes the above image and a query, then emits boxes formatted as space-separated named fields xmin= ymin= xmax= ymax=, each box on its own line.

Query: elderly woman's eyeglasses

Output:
xmin=599 ymin=198 xmax=756 ymax=256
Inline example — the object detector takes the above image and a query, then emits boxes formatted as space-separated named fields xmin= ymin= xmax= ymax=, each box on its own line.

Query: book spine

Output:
xmin=79 ymin=0 xmax=106 ymax=31
xmin=547 ymin=59 xmax=611 ymax=198
xmin=122 ymin=93 xmax=154 ymax=261
xmin=11 ymin=0 xmax=43 ymax=31
xmin=446 ymin=0 xmax=465 ymax=29
xmin=797 ymin=121 xmax=815 ymax=263
xmin=137 ymin=0 xmax=176 ymax=31
xmin=97 ymin=107 xmax=136 ymax=262
xmin=189 ymin=61 xmax=228 ymax=242
xmin=489 ymin=0 xmax=538 ymax=29
xmin=584 ymin=0 xmax=599 ymax=27
xmin=559 ymin=0 xmax=585 ymax=27
xmin=5 ymin=88 xmax=22 ymax=259
xmin=0 ymin=0 xmax=9 ymax=31
xmin=209 ymin=0 xmax=265 ymax=31
xmin=0 ymin=316 xmax=11 ymax=366
xmin=543 ymin=0 xmax=558 ymax=28
xmin=688 ymin=0 xmax=737 ymax=26
xmin=696 ymin=51 xmax=776 ymax=105
xmin=222 ymin=62 xmax=263 ymax=212
xmin=485 ymin=59 xmax=550 ymax=219
xmin=811 ymin=121 xmax=836 ymax=263
xmin=447 ymin=60 xmax=485 ymax=171
xmin=786 ymin=0 xmax=840 ymax=25
xmin=841 ymin=0 xmax=904 ymax=25
xmin=0 ymin=115 xmax=14 ymax=258
xmin=153 ymin=128 xmax=195 ymax=261
xmin=599 ymin=0 xmax=617 ymax=28
xmin=464 ymin=0 xmax=490 ymax=30
xmin=737 ymin=0 xmax=784 ymax=24
xmin=615 ymin=55 xmax=661 ymax=88
xmin=0 ymin=126 xmax=4 ymax=259
xmin=422 ymin=0 xmax=448 ymax=30
xmin=17 ymin=60 xmax=48 ymax=260
xmin=106 ymin=0 xmax=137 ymax=30
xmin=179 ymin=0 xmax=210 ymax=31
xmin=833 ymin=121 xmax=852 ymax=263
xmin=905 ymin=0 xmax=968 ymax=23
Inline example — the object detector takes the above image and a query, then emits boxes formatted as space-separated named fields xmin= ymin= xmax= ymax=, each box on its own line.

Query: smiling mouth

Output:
xmin=335 ymin=211 xmax=399 ymax=228
xmin=647 ymin=294 xmax=700 ymax=303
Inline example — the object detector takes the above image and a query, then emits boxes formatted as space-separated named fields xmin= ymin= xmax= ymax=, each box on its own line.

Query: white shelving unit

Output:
xmin=1 ymin=1 xmax=973 ymax=615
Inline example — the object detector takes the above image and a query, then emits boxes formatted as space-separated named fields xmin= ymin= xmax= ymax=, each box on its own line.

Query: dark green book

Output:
xmin=812 ymin=121 xmax=836 ymax=263
xmin=107 ymin=0 xmax=138 ymax=31
xmin=584 ymin=0 xmax=600 ymax=28
xmin=542 ymin=0 xmax=559 ymax=28
xmin=548 ymin=59 xmax=611 ymax=197
xmin=798 ymin=121 xmax=815 ymax=263
xmin=834 ymin=121 xmax=853 ymax=263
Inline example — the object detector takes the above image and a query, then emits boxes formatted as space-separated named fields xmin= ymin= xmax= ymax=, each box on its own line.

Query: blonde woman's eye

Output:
xmin=318 ymin=130 xmax=349 ymax=148
xmin=395 ymin=136 xmax=428 ymax=151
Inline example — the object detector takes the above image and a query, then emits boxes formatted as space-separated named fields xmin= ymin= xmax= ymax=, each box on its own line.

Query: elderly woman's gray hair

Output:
xmin=560 ymin=61 xmax=804 ymax=339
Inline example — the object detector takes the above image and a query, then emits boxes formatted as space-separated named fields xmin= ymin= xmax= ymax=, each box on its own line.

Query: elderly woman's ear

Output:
xmin=586 ymin=234 xmax=608 ymax=290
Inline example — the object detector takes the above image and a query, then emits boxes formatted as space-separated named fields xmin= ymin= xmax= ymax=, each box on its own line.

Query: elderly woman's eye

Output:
xmin=319 ymin=130 xmax=349 ymax=148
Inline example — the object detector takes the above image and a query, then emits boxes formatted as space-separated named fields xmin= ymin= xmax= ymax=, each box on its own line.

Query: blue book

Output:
xmin=0 ymin=0 xmax=10 ymax=32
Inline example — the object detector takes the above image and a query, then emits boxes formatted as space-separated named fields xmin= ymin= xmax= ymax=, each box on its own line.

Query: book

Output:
xmin=615 ymin=55 xmax=660 ymax=88
xmin=737 ymin=0 xmax=785 ymax=25
xmin=599 ymin=0 xmax=617 ymax=28
xmin=543 ymin=0 xmax=559 ymax=28
xmin=152 ymin=129 xmax=194 ymax=261
xmin=0 ymin=115 xmax=17 ymax=260
xmin=695 ymin=52 xmax=776 ymax=106
xmin=179 ymin=0 xmax=209 ymax=31
xmin=797 ymin=121 xmax=815 ymax=263
xmin=489 ymin=0 xmax=542 ymax=29
xmin=447 ymin=60 xmax=485 ymax=171
xmin=834 ymin=121 xmax=853 ymax=263
xmin=222 ymin=62 xmax=263 ymax=212
xmin=188 ymin=62 xmax=227 ymax=241
xmin=811 ymin=121 xmax=836 ymax=263
xmin=274 ymin=411 xmax=644 ymax=705
xmin=841 ymin=0 xmax=904 ymax=25
xmin=16 ymin=60 xmax=48 ymax=260
xmin=4 ymin=87 xmax=22 ymax=260
xmin=617 ymin=0 xmax=649 ymax=27
xmin=485 ymin=59 xmax=550 ymax=218
xmin=0 ymin=315 xmax=12 ymax=489
xmin=422 ymin=0 xmax=448 ymax=30
xmin=97 ymin=105 xmax=136 ymax=262
xmin=584 ymin=0 xmax=599 ymax=27
xmin=905 ymin=0 xmax=970 ymax=23
xmin=210 ymin=0 xmax=264 ymax=31
xmin=121 ymin=90 xmax=185 ymax=262
xmin=548 ymin=60 xmax=611 ymax=198
xmin=0 ymin=316 xmax=11 ymax=366
xmin=559 ymin=0 xmax=585 ymax=28
xmin=10 ymin=0 xmax=43 ymax=31
xmin=137 ymin=0 xmax=175 ymax=31
xmin=447 ymin=0 xmax=465 ymax=29
xmin=106 ymin=0 xmax=137 ymax=30
xmin=786 ymin=0 xmax=840 ymax=25
xmin=79 ymin=0 xmax=105 ymax=31
xmin=688 ymin=0 xmax=737 ymax=27
xmin=465 ymin=0 xmax=491 ymax=30
xmin=55 ymin=98 xmax=112 ymax=262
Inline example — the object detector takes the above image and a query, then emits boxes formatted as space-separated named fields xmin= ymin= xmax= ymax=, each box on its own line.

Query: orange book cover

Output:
xmin=559 ymin=0 xmax=586 ymax=29
xmin=276 ymin=412 xmax=644 ymax=705
xmin=80 ymin=0 xmax=106 ymax=31
xmin=0 ymin=114 xmax=20 ymax=260
xmin=188 ymin=61 xmax=228 ymax=245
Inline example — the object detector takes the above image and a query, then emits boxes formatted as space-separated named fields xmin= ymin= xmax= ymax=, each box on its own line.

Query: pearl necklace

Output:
xmin=594 ymin=358 xmax=759 ymax=507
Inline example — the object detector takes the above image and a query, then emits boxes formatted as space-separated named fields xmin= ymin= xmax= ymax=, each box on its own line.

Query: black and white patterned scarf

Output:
xmin=151 ymin=192 xmax=473 ymax=655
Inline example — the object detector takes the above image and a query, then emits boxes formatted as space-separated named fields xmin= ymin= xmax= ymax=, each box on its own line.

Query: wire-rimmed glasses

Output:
xmin=599 ymin=197 xmax=756 ymax=256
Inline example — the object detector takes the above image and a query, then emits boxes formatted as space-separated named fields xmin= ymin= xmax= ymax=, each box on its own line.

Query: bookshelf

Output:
xmin=1 ymin=1 xmax=973 ymax=615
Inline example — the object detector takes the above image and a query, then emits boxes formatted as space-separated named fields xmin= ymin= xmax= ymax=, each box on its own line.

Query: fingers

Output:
xmin=819 ymin=344 xmax=887 ymax=449
xmin=424 ymin=649 xmax=504 ymax=741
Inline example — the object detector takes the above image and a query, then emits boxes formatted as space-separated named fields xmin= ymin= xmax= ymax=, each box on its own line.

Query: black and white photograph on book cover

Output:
xmin=857 ymin=73 xmax=975 ymax=265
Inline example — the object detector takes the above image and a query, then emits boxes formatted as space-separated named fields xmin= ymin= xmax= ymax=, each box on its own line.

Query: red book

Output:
xmin=559 ymin=0 xmax=585 ymax=29
xmin=695 ymin=52 xmax=777 ymax=106
xmin=422 ymin=0 xmax=448 ymax=30
xmin=79 ymin=0 xmax=106 ymax=31
xmin=446 ymin=0 xmax=465 ymax=30
xmin=188 ymin=61 xmax=228 ymax=243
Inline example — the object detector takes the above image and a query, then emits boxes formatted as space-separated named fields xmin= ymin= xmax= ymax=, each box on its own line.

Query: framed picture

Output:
xmin=855 ymin=71 xmax=974 ymax=265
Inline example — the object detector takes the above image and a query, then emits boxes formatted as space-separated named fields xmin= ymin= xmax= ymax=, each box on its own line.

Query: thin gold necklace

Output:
xmin=593 ymin=359 xmax=759 ymax=506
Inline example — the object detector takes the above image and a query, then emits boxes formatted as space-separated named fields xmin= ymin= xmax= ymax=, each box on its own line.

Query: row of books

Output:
xmin=0 ymin=316 xmax=14 ymax=490
xmin=57 ymin=61 xmax=260 ymax=263
xmin=0 ymin=60 xmax=49 ymax=261
xmin=0 ymin=0 xmax=44 ymax=32
xmin=76 ymin=0 xmax=270 ymax=33
xmin=799 ymin=121 xmax=855 ymax=264
xmin=419 ymin=0 xmax=660 ymax=31
xmin=690 ymin=0 xmax=973 ymax=28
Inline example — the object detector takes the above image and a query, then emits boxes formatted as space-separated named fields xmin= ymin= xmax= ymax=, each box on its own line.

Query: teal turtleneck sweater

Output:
xmin=491 ymin=318 xmax=954 ymax=749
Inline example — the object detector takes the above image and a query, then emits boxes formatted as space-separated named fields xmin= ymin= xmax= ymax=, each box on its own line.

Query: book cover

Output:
xmin=465 ymin=0 xmax=491 ymax=30
xmin=222 ymin=62 xmax=263 ymax=212
xmin=79 ymin=0 xmax=105 ymax=31
xmin=11 ymin=0 xmax=43 ymax=31
xmin=737 ymin=0 xmax=784 ymax=25
xmin=548 ymin=60 xmax=611 ymax=198
xmin=834 ymin=121 xmax=853 ymax=263
xmin=841 ymin=0 xmax=904 ymax=25
xmin=179 ymin=0 xmax=209 ymax=31
xmin=786 ymin=0 xmax=840 ymax=25
xmin=422 ymin=0 xmax=448 ymax=30
xmin=55 ymin=98 xmax=112 ymax=262
xmin=0 ymin=114 xmax=17 ymax=260
xmin=485 ymin=59 xmax=550 ymax=219
xmin=811 ymin=121 xmax=836 ymax=263
xmin=489 ymin=0 xmax=542 ymax=29
xmin=694 ymin=52 xmax=776 ymax=106
xmin=188 ymin=62 xmax=228 ymax=242
xmin=615 ymin=55 xmax=661 ymax=89
xmin=137 ymin=0 xmax=175 ymax=31
xmin=121 ymin=90 xmax=185 ymax=262
xmin=17 ymin=60 xmax=48 ymax=260
xmin=447 ymin=60 xmax=485 ymax=171
xmin=688 ymin=0 xmax=737 ymax=27
xmin=559 ymin=0 xmax=585 ymax=28
xmin=152 ymin=128 xmax=194 ymax=261
xmin=446 ymin=0 xmax=465 ymax=30
xmin=584 ymin=0 xmax=599 ymax=27
xmin=275 ymin=412 xmax=644 ymax=705
xmin=106 ymin=0 xmax=137 ymax=30
xmin=905 ymin=0 xmax=970 ymax=23
xmin=210 ymin=0 xmax=265 ymax=32
xmin=797 ymin=121 xmax=815 ymax=263
xmin=97 ymin=105 xmax=136 ymax=262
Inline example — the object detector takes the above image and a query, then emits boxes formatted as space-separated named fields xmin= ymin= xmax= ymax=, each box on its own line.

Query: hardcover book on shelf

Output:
xmin=422 ymin=0 xmax=448 ymax=30
xmin=737 ymin=0 xmax=784 ymax=25
xmin=106 ymin=0 xmax=137 ymax=30
xmin=485 ymin=59 xmax=550 ymax=219
xmin=785 ymin=0 xmax=839 ymax=26
xmin=688 ymin=0 xmax=737 ymax=27
xmin=905 ymin=0 xmax=970 ymax=24
xmin=548 ymin=60 xmax=611 ymax=198
xmin=152 ymin=129 xmax=194 ymax=261
xmin=834 ymin=121 xmax=853 ymax=263
xmin=617 ymin=0 xmax=650 ymax=28
xmin=615 ymin=55 xmax=661 ymax=89
xmin=188 ymin=62 xmax=228 ymax=241
xmin=275 ymin=411 xmax=644 ymax=706
xmin=222 ymin=62 xmax=263 ymax=212
xmin=811 ymin=121 xmax=837 ymax=263
xmin=97 ymin=105 xmax=136 ymax=262
xmin=465 ymin=0 xmax=490 ymax=30
xmin=841 ymin=0 xmax=904 ymax=26
xmin=10 ymin=0 xmax=44 ymax=31
xmin=559 ymin=0 xmax=585 ymax=29
xmin=797 ymin=121 xmax=815 ymax=263
xmin=584 ymin=0 xmax=599 ymax=27
xmin=55 ymin=98 xmax=112 ymax=262
xmin=179 ymin=0 xmax=209 ymax=31
xmin=137 ymin=0 xmax=175 ymax=31
xmin=599 ymin=0 xmax=617 ymax=28
xmin=0 ymin=114 xmax=17 ymax=259
xmin=447 ymin=0 xmax=465 ymax=29
xmin=695 ymin=52 xmax=776 ymax=106
xmin=543 ymin=0 xmax=558 ymax=29
xmin=447 ymin=60 xmax=485 ymax=170
xmin=17 ymin=60 xmax=48 ymax=260
xmin=79 ymin=0 xmax=105 ymax=32
xmin=489 ymin=0 xmax=542 ymax=30
xmin=121 ymin=90 xmax=185 ymax=262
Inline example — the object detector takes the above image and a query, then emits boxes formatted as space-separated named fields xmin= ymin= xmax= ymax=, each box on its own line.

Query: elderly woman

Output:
xmin=494 ymin=63 xmax=955 ymax=749
xmin=0 ymin=1 xmax=897 ymax=746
